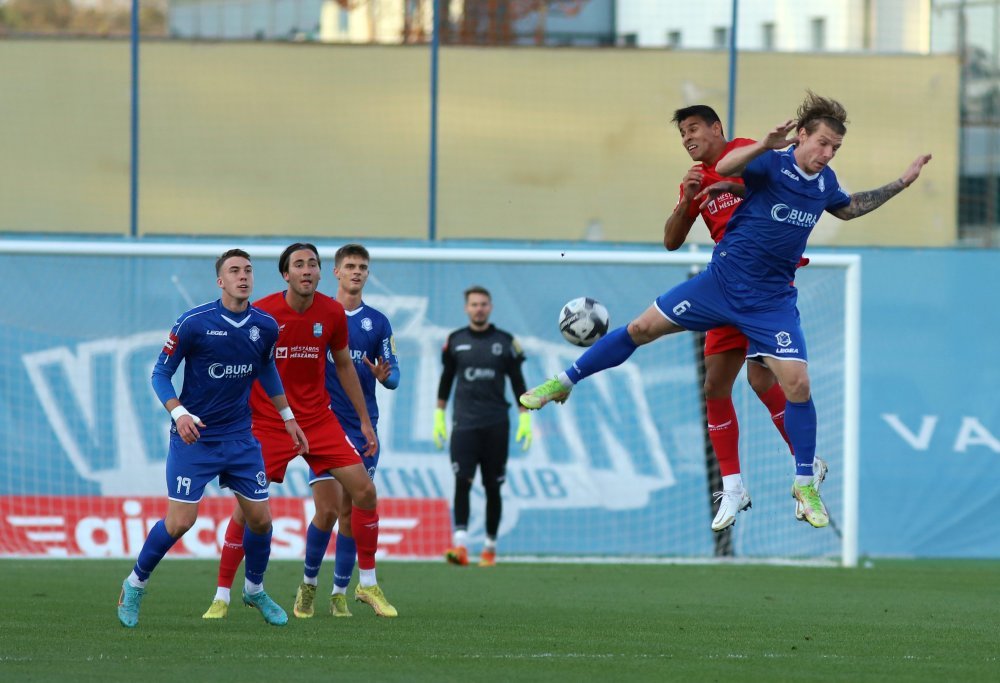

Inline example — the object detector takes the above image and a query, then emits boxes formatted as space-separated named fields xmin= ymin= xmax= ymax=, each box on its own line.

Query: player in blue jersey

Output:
xmin=117 ymin=248 xmax=307 ymax=628
xmin=303 ymin=243 xmax=400 ymax=617
xmin=521 ymin=92 xmax=931 ymax=528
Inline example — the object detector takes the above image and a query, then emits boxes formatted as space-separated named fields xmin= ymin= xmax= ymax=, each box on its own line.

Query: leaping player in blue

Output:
xmin=298 ymin=243 xmax=400 ymax=618
xmin=117 ymin=248 xmax=308 ymax=628
xmin=521 ymin=92 xmax=931 ymax=528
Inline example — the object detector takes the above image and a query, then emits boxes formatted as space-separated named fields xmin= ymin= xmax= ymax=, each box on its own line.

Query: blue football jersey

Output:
xmin=152 ymin=300 xmax=280 ymax=440
xmin=326 ymin=302 xmax=398 ymax=433
xmin=711 ymin=146 xmax=851 ymax=300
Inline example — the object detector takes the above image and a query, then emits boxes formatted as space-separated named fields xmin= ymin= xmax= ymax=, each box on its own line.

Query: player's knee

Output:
xmin=351 ymin=479 xmax=377 ymax=509
xmin=243 ymin=507 xmax=272 ymax=534
xmin=483 ymin=483 xmax=503 ymax=500
xmin=312 ymin=507 xmax=337 ymax=531
xmin=781 ymin=376 xmax=811 ymax=402
xmin=626 ymin=318 xmax=657 ymax=345
xmin=703 ymin=375 xmax=734 ymax=399
xmin=164 ymin=515 xmax=195 ymax=538
xmin=748 ymin=373 xmax=775 ymax=396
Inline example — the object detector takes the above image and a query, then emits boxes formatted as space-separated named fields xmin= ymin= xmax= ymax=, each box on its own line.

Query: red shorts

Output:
xmin=253 ymin=412 xmax=361 ymax=483
xmin=704 ymin=325 xmax=749 ymax=356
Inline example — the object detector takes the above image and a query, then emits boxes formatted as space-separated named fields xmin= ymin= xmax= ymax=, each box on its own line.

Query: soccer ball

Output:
xmin=558 ymin=297 xmax=610 ymax=347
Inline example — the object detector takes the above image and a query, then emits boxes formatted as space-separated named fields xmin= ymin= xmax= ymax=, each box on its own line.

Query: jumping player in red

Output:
xmin=662 ymin=105 xmax=825 ymax=532
xmin=203 ymin=242 xmax=397 ymax=619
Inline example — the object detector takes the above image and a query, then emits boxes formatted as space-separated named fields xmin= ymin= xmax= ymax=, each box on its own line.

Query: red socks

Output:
xmin=706 ymin=397 xmax=741 ymax=476
xmin=350 ymin=506 xmax=379 ymax=571
xmin=216 ymin=517 xmax=245 ymax=589
xmin=758 ymin=383 xmax=794 ymax=454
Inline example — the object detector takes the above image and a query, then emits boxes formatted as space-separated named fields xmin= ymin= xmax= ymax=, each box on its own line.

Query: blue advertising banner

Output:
xmin=0 ymin=243 xmax=996 ymax=559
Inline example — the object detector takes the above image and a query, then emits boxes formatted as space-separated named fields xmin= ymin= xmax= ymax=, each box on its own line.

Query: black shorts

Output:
xmin=449 ymin=420 xmax=509 ymax=487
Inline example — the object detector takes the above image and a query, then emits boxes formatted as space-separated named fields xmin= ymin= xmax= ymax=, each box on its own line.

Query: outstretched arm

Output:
xmin=716 ymin=119 xmax=797 ymax=176
xmin=829 ymin=154 xmax=932 ymax=221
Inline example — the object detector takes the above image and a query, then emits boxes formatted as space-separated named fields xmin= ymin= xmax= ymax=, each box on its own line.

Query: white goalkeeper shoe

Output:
xmin=711 ymin=487 xmax=752 ymax=532
xmin=795 ymin=456 xmax=829 ymax=522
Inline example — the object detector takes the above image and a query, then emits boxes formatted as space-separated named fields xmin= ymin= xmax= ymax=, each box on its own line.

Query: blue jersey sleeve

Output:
xmin=256 ymin=327 xmax=284 ymax=397
xmin=378 ymin=316 xmax=400 ymax=390
xmin=825 ymin=170 xmax=852 ymax=212
xmin=150 ymin=315 xmax=194 ymax=406
xmin=741 ymin=150 xmax=773 ymax=190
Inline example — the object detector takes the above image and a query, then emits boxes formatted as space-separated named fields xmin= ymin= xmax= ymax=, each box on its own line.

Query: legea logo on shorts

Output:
xmin=775 ymin=331 xmax=793 ymax=347
xmin=256 ymin=471 xmax=268 ymax=487
xmin=770 ymin=203 xmax=819 ymax=228
xmin=208 ymin=363 xmax=254 ymax=379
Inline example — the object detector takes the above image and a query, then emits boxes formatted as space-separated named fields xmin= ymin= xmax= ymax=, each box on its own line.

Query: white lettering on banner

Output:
xmin=881 ymin=414 xmax=937 ymax=450
xmin=2 ymin=497 xmax=446 ymax=558
xmin=882 ymin=414 xmax=1000 ymax=453
xmin=954 ymin=417 xmax=1000 ymax=453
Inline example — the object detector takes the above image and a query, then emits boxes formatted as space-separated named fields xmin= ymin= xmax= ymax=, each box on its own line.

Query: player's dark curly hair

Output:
xmin=672 ymin=105 xmax=725 ymax=137
xmin=278 ymin=242 xmax=320 ymax=275
xmin=796 ymin=91 xmax=848 ymax=136
xmin=335 ymin=243 xmax=370 ymax=267
xmin=215 ymin=248 xmax=251 ymax=275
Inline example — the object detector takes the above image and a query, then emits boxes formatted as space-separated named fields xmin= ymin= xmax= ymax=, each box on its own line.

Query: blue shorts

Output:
xmin=309 ymin=428 xmax=379 ymax=484
xmin=654 ymin=267 xmax=809 ymax=363
xmin=165 ymin=434 xmax=268 ymax=503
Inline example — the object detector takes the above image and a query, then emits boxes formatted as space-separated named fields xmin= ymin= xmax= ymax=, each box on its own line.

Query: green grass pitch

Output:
xmin=1 ymin=558 xmax=997 ymax=682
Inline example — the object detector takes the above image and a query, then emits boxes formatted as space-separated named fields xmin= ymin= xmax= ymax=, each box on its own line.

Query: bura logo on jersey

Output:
xmin=770 ymin=204 xmax=818 ymax=228
xmin=464 ymin=367 xmax=496 ymax=381
xmin=208 ymin=363 xmax=254 ymax=379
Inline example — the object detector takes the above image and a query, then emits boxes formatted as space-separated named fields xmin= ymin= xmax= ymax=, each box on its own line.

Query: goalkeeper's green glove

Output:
xmin=433 ymin=408 xmax=448 ymax=449
xmin=515 ymin=411 xmax=532 ymax=451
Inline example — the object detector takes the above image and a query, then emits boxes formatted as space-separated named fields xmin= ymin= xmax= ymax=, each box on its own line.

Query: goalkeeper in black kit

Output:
xmin=433 ymin=285 xmax=532 ymax=567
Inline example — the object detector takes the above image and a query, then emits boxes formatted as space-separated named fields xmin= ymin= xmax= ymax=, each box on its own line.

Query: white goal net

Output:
xmin=0 ymin=241 xmax=858 ymax=566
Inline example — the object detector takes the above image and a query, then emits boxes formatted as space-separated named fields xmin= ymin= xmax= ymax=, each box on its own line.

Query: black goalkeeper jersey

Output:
xmin=437 ymin=324 xmax=527 ymax=431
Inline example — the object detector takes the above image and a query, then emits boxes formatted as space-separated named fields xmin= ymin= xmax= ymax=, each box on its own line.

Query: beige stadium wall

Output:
xmin=0 ymin=41 xmax=958 ymax=245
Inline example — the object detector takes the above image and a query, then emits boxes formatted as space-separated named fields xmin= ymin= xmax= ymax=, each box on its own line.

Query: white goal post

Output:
xmin=0 ymin=240 xmax=859 ymax=567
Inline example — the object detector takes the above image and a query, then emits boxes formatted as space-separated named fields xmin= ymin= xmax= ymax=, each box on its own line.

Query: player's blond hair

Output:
xmin=796 ymin=91 xmax=848 ymax=136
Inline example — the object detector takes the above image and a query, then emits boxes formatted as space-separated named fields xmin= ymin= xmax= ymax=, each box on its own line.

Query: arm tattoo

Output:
xmin=831 ymin=179 xmax=906 ymax=220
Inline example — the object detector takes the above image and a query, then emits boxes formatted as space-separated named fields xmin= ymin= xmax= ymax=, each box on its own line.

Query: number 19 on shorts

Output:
xmin=175 ymin=476 xmax=192 ymax=496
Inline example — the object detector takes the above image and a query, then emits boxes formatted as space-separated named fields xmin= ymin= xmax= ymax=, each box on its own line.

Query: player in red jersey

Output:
xmin=202 ymin=242 xmax=397 ymax=619
xmin=662 ymin=105 xmax=825 ymax=532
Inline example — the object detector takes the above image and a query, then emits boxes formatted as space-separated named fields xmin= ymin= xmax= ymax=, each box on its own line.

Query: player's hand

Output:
xmin=433 ymin=408 xmax=448 ymax=449
xmin=515 ymin=412 xmax=532 ymax=451
xmin=284 ymin=419 xmax=309 ymax=456
xmin=680 ymin=164 xmax=704 ymax=201
xmin=762 ymin=119 xmax=797 ymax=150
xmin=360 ymin=421 xmax=379 ymax=458
xmin=901 ymin=154 xmax=932 ymax=187
xmin=175 ymin=413 xmax=205 ymax=445
xmin=363 ymin=355 xmax=392 ymax=384
xmin=693 ymin=181 xmax=743 ymax=210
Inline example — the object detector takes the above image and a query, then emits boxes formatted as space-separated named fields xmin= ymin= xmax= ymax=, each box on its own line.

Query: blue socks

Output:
xmin=243 ymin=526 xmax=272 ymax=586
xmin=785 ymin=398 xmax=818 ymax=477
xmin=565 ymin=326 xmax=639 ymax=384
xmin=303 ymin=523 xmax=332 ymax=581
xmin=333 ymin=534 xmax=357 ymax=590
xmin=133 ymin=519 xmax=177 ymax=581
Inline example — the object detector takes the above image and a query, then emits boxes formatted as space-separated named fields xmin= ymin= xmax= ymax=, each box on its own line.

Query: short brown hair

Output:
xmin=796 ymin=91 xmax=848 ymax=136
xmin=464 ymin=285 xmax=491 ymax=301
xmin=215 ymin=248 xmax=251 ymax=275
xmin=335 ymin=243 xmax=370 ymax=268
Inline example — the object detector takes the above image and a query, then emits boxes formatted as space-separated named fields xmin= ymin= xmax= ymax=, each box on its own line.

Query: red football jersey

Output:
xmin=677 ymin=137 xmax=756 ymax=243
xmin=250 ymin=291 xmax=348 ymax=426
